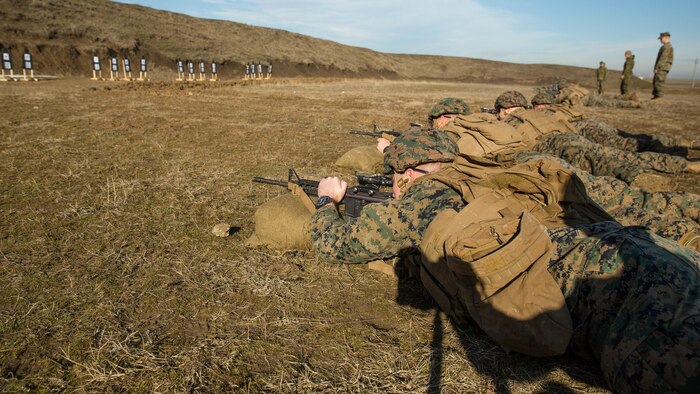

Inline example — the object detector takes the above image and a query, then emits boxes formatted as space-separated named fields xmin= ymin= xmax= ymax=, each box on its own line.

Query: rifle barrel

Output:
xmin=350 ymin=129 xmax=402 ymax=137
xmin=251 ymin=177 xmax=287 ymax=187
xmin=350 ymin=130 xmax=378 ymax=136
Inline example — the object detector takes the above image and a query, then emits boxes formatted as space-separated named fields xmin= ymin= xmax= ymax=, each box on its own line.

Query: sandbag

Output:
xmin=245 ymin=194 xmax=312 ymax=250
xmin=334 ymin=145 xmax=384 ymax=173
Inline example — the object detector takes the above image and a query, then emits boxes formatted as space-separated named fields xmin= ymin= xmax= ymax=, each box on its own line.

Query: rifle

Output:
xmin=252 ymin=169 xmax=392 ymax=219
xmin=349 ymin=129 xmax=402 ymax=139
xmin=349 ymin=122 xmax=422 ymax=139
xmin=480 ymin=107 xmax=498 ymax=115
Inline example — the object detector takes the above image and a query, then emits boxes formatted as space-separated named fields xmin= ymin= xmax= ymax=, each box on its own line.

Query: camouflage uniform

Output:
xmin=310 ymin=178 xmax=463 ymax=263
xmin=309 ymin=129 xmax=700 ymax=393
xmin=516 ymin=152 xmax=700 ymax=246
xmin=621 ymin=51 xmax=635 ymax=95
xmin=538 ymin=78 xmax=640 ymax=109
xmin=572 ymin=118 xmax=692 ymax=155
xmin=653 ymin=33 xmax=674 ymax=98
xmin=427 ymin=97 xmax=471 ymax=126
xmin=529 ymin=132 xmax=687 ymax=183
xmin=495 ymin=90 xmax=528 ymax=110
xmin=531 ymin=92 xmax=555 ymax=107
xmin=546 ymin=223 xmax=699 ymax=393
xmin=533 ymin=94 xmax=693 ymax=155
xmin=596 ymin=63 xmax=607 ymax=94
xmin=495 ymin=99 xmax=689 ymax=182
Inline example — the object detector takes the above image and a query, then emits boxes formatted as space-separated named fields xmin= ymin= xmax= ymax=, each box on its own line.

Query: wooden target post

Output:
xmin=1 ymin=50 xmax=14 ymax=81
xmin=210 ymin=60 xmax=218 ymax=81
xmin=138 ymin=56 xmax=149 ymax=81
xmin=122 ymin=57 xmax=133 ymax=81
xmin=109 ymin=56 xmax=119 ymax=80
xmin=22 ymin=50 xmax=36 ymax=81
xmin=198 ymin=60 xmax=206 ymax=81
xmin=91 ymin=54 xmax=103 ymax=80
xmin=257 ymin=62 xmax=263 ymax=80
xmin=266 ymin=62 xmax=272 ymax=79
xmin=244 ymin=63 xmax=249 ymax=80
xmin=176 ymin=59 xmax=185 ymax=81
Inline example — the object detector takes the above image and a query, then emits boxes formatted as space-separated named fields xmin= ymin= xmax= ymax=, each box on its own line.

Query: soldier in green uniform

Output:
xmin=539 ymin=77 xmax=640 ymax=109
xmin=595 ymin=61 xmax=607 ymax=94
xmin=515 ymin=152 xmax=700 ymax=246
xmin=309 ymin=128 xmax=700 ymax=393
xmin=621 ymin=50 xmax=635 ymax=95
xmin=375 ymin=96 xmax=700 ymax=248
xmin=495 ymin=91 xmax=700 ymax=182
xmin=653 ymin=32 xmax=674 ymax=99
xmin=437 ymin=94 xmax=700 ymax=248
xmin=531 ymin=92 xmax=697 ymax=155
xmin=500 ymin=92 xmax=697 ymax=180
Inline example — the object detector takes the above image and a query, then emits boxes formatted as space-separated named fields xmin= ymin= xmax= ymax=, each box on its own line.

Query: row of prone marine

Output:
xmin=244 ymin=83 xmax=700 ymax=393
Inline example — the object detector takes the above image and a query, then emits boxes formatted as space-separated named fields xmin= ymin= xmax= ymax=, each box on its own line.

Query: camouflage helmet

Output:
xmin=383 ymin=128 xmax=458 ymax=174
xmin=531 ymin=92 xmax=555 ymax=106
xmin=428 ymin=97 xmax=471 ymax=120
xmin=494 ymin=91 xmax=528 ymax=110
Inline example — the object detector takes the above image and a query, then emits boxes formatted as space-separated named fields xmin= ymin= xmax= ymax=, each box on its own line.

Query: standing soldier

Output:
xmin=652 ymin=32 xmax=674 ymax=100
xmin=621 ymin=50 xmax=634 ymax=95
xmin=595 ymin=61 xmax=607 ymax=94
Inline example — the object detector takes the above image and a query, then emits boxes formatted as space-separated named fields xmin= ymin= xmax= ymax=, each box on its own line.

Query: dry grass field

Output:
xmin=1 ymin=76 xmax=698 ymax=392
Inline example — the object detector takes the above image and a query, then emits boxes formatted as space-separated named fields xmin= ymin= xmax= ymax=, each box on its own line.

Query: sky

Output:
xmin=115 ymin=0 xmax=700 ymax=79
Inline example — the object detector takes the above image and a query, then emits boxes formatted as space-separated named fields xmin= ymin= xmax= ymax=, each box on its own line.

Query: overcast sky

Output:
xmin=115 ymin=0 xmax=700 ymax=79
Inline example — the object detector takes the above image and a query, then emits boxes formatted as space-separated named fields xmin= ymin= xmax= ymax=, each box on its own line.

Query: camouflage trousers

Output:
xmin=621 ymin=76 xmax=632 ymax=95
xmin=653 ymin=71 xmax=668 ymax=98
xmin=517 ymin=153 xmax=700 ymax=249
xmin=574 ymin=118 xmax=690 ymax=155
xmin=583 ymin=93 xmax=641 ymax=109
xmin=531 ymin=133 xmax=688 ymax=184
xmin=547 ymin=222 xmax=700 ymax=393
xmin=517 ymin=153 xmax=700 ymax=223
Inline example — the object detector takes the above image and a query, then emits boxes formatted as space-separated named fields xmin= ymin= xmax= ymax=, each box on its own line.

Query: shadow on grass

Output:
xmin=394 ymin=271 xmax=608 ymax=394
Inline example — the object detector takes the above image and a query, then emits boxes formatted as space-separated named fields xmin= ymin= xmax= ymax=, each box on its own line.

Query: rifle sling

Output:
xmin=288 ymin=183 xmax=316 ymax=214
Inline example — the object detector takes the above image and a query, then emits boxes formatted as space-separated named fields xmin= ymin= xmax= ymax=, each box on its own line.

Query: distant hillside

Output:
xmin=0 ymin=0 xmax=637 ymax=87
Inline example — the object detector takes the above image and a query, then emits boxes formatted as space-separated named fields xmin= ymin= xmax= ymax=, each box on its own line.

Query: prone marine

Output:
xmin=308 ymin=128 xmax=700 ymax=393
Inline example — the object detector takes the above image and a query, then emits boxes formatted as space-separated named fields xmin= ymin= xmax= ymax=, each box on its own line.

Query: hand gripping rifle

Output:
xmin=252 ymin=169 xmax=392 ymax=220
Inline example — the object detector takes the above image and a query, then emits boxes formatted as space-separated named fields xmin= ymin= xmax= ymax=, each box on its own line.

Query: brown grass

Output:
xmin=1 ymin=77 xmax=697 ymax=392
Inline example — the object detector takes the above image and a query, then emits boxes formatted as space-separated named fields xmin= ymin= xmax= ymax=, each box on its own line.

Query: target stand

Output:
xmin=210 ymin=61 xmax=219 ymax=81
xmin=1 ymin=51 xmax=14 ymax=81
xmin=137 ymin=57 xmax=149 ymax=81
xmin=121 ymin=58 xmax=133 ymax=81
xmin=91 ymin=54 xmax=104 ymax=80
